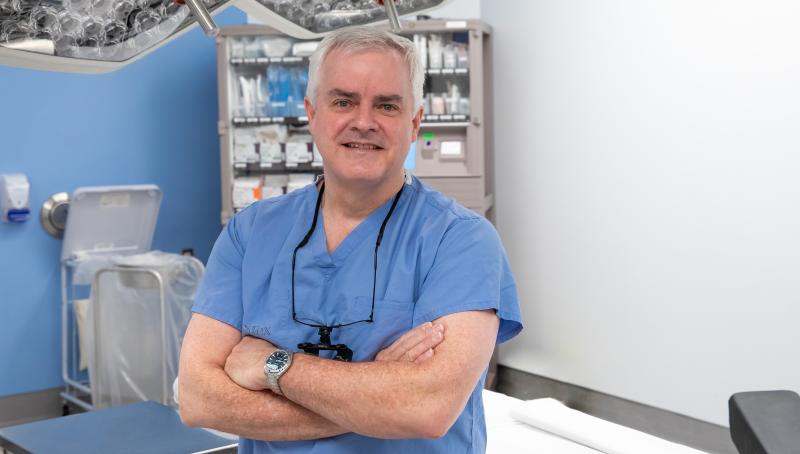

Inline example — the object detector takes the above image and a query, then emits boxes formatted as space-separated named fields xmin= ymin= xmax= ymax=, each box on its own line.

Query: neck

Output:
xmin=321 ymin=172 xmax=405 ymax=222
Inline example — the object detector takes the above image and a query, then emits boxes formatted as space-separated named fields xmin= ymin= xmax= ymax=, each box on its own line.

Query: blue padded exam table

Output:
xmin=0 ymin=401 xmax=237 ymax=454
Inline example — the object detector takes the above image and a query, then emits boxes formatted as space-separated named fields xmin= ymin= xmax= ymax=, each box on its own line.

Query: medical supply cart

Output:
xmin=214 ymin=20 xmax=498 ymax=388
xmin=215 ymin=19 xmax=494 ymax=222
xmin=59 ymin=185 xmax=203 ymax=412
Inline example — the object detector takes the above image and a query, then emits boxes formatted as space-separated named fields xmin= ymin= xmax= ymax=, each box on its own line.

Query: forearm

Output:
xmin=280 ymin=355 xmax=459 ymax=439
xmin=278 ymin=312 xmax=499 ymax=439
xmin=180 ymin=361 xmax=347 ymax=441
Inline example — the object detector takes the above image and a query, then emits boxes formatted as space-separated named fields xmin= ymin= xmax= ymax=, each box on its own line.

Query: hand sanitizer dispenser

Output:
xmin=0 ymin=174 xmax=31 ymax=223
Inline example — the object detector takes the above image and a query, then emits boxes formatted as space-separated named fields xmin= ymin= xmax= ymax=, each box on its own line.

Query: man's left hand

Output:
xmin=224 ymin=336 xmax=276 ymax=391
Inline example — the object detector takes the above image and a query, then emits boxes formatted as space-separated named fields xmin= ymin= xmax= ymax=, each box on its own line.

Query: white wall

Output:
xmin=483 ymin=0 xmax=800 ymax=426
xmin=427 ymin=0 xmax=481 ymax=19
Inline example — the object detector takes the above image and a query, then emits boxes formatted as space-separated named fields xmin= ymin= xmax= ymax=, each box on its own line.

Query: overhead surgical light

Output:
xmin=0 ymin=0 xmax=449 ymax=73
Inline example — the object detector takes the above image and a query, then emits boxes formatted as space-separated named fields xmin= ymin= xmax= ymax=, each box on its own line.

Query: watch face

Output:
xmin=267 ymin=351 xmax=289 ymax=373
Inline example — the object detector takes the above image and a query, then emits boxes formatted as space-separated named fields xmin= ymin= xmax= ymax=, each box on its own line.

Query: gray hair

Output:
xmin=306 ymin=26 xmax=424 ymax=112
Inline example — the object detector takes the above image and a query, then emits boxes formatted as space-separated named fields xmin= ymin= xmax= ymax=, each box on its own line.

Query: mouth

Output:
xmin=342 ymin=142 xmax=384 ymax=151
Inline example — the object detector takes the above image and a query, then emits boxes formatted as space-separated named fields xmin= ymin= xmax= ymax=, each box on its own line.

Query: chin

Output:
xmin=342 ymin=171 xmax=386 ymax=186
xmin=330 ymin=166 xmax=392 ymax=186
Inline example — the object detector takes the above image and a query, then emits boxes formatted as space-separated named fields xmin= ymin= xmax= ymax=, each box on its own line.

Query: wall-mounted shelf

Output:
xmin=423 ymin=114 xmax=469 ymax=122
xmin=420 ymin=122 xmax=471 ymax=128
xmin=230 ymin=56 xmax=307 ymax=64
xmin=232 ymin=161 xmax=323 ymax=172
xmin=232 ymin=116 xmax=309 ymax=126
xmin=426 ymin=68 xmax=468 ymax=75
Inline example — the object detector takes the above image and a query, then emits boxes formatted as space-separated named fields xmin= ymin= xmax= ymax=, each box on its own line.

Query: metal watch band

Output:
xmin=264 ymin=350 xmax=292 ymax=396
xmin=266 ymin=370 xmax=282 ymax=395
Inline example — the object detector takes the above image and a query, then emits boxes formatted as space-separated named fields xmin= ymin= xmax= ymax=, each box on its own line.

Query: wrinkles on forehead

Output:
xmin=320 ymin=49 xmax=411 ymax=108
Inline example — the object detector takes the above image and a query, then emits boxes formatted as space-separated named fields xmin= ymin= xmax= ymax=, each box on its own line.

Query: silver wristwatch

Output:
xmin=264 ymin=349 xmax=293 ymax=395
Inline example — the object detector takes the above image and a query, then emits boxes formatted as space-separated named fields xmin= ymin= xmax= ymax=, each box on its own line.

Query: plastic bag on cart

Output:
xmin=82 ymin=251 xmax=204 ymax=409
xmin=72 ymin=254 xmax=118 ymax=372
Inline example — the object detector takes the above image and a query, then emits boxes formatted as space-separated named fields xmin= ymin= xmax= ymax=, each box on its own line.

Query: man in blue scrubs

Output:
xmin=179 ymin=26 xmax=522 ymax=453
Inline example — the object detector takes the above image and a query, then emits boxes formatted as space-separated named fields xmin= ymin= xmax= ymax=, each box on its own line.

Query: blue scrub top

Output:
xmin=193 ymin=175 xmax=523 ymax=454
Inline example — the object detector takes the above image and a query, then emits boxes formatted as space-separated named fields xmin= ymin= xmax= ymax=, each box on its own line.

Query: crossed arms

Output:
xmin=178 ymin=309 xmax=498 ymax=440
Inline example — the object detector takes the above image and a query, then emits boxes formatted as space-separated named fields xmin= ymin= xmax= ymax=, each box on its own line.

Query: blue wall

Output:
xmin=0 ymin=8 xmax=246 ymax=397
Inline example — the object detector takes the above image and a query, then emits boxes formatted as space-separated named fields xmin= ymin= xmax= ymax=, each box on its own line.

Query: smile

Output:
xmin=344 ymin=142 xmax=383 ymax=150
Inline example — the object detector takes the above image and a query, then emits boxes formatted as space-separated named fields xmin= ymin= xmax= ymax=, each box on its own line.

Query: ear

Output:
xmin=304 ymin=97 xmax=316 ymax=129
xmin=411 ymin=106 xmax=424 ymax=141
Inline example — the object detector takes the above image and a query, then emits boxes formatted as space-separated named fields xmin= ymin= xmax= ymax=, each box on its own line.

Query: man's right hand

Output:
xmin=375 ymin=322 xmax=445 ymax=363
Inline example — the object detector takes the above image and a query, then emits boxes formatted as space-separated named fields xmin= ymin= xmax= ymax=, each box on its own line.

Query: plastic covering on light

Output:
xmin=0 ymin=0 xmax=447 ymax=67
xmin=254 ymin=0 xmax=442 ymax=34
xmin=0 ymin=0 xmax=231 ymax=61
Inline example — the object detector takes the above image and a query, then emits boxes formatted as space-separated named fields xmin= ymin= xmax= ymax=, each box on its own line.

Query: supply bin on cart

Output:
xmin=60 ymin=185 xmax=203 ymax=412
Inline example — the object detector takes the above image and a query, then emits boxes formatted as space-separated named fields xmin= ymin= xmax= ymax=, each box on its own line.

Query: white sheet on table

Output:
xmin=484 ymin=390 xmax=603 ymax=454
xmin=509 ymin=397 xmax=707 ymax=454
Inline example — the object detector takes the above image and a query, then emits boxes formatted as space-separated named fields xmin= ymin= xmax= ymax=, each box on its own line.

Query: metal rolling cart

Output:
xmin=59 ymin=185 xmax=202 ymax=412
xmin=60 ymin=263 xmax=93 ymax=412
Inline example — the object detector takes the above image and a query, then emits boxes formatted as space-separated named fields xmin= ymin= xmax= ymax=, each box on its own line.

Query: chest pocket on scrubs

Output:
xmin=335 ymin=296 xmax=414 ymax=363
xmin=241 ymin=295 xmax=298 ymax=349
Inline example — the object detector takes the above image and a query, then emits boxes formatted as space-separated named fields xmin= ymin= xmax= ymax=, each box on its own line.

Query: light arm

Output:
xmin=178 ymin=313 xmax=347 ymax=441
xmin=279 ymin=310 xmax=499 ymax=439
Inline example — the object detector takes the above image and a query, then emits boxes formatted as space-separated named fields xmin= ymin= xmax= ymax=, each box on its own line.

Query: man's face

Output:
xmin=305 ymin=48 xmax=422 ymax=188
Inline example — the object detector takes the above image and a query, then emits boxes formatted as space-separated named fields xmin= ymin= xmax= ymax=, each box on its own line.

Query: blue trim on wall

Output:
xmin=0 ymin=8 xmax=246 ymax=397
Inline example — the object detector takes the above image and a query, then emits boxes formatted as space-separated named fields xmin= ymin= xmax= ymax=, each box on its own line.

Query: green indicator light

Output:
xmin=422 ymin=133 xmax=435 ymax=140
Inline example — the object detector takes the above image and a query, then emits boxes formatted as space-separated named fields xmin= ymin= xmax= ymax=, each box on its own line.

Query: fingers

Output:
xmin=402 ymin=324 xmax=443 ymax=361
xmin=380 ymin=322 xmax=433 ymax=361
xmin=394 ymin=321 xmax=434 ymax=353
xmin=376 ymin=322 xmax=445 ymax=362
xmin=414 ymin=348 xmax=434 ymax=363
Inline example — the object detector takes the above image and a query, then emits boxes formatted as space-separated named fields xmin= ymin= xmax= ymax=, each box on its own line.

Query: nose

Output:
xmin=350 ymin=103 xmax=379 ymax=133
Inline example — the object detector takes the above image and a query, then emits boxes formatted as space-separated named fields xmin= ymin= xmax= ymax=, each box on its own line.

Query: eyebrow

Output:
xmin=326 ymin=89 xmax=404 ymax=105
xmin=374 ymin=94 xmax=403 ymax=104
xmin=327 ymin=89 xmax=359 ymax=100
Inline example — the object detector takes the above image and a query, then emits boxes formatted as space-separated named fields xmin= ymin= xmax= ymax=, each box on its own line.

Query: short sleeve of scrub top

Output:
xmin=192 ymin=206 xmax=256 ymax=331
xmin=413 ymin=216 xmax=522 ymax=344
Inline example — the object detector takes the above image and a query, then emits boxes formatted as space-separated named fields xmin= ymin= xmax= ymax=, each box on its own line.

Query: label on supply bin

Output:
xmin=286 ymin=142 xmax=311 ymax=164
xmin=100 ymin=193 xmax=130 ymax=208
xmin=260 ymin=142 xmax=284 ymax=164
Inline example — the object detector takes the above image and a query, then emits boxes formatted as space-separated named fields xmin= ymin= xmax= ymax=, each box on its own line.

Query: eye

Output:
xmin=378 ymin=104 xmax=399 ymax=113
xmin=333 ymin=99 xmax=353 ymax=109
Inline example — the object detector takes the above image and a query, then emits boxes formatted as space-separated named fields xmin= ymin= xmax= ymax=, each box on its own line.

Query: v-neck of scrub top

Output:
xmin=310 ymin=187 xmax=405 ymax=268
